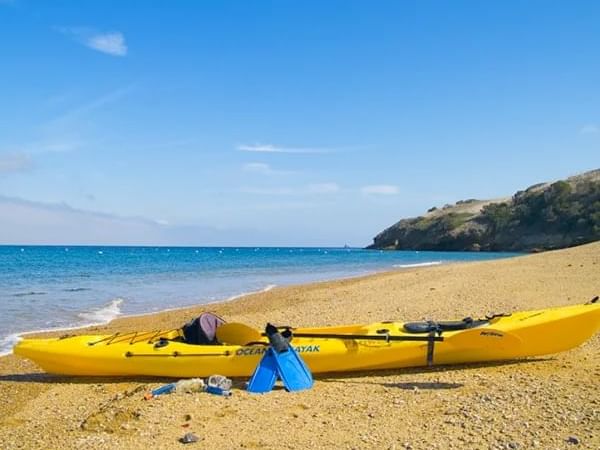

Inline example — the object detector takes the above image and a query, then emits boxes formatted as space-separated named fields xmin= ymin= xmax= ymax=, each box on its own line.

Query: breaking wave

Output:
xmin=393 ymin=261 xmax=442 ymax=269
xmin=0 ymin=333 xmax=21 ymax=356
xmin=78 ymin=298 xmax=124 ymax=323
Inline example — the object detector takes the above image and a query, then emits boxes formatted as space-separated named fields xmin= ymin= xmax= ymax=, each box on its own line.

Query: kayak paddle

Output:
xmin=216 ymin=322 xmax=445 ymax=345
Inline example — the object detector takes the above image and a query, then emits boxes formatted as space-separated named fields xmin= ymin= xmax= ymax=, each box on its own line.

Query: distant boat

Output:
xmin=343 ymin=244 xmax=350 ymax=249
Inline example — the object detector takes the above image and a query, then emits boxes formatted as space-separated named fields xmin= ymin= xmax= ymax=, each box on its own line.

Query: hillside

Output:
xmin=367 ymin=169 xmax=600 ymax=252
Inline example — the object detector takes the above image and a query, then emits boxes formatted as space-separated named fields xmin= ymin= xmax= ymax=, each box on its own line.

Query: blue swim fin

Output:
xmin=271 ymin=345 xmax=313 ymax=392
xmin=246 ymin=349 xmax=278 ymax=393
xmin=247 ymin=323 xmax=314 ymax=394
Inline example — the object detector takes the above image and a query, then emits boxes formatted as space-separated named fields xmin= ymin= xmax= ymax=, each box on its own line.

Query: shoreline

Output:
xmin=1 ymin=242 xmax=598 ymax=449
xmin=0 ymin=259 xmax=466 ymax=356
xmin=0 ymin=249 xmax=584 ymax=349
xmin=0 ymin=284 xmax=279 ymax=358
xmin=0 ymin=247 xmax=521 ymax=356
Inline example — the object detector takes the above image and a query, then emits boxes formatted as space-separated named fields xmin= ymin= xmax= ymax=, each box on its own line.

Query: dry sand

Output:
xmin=0 ymin=242 xmax=599 ymax=449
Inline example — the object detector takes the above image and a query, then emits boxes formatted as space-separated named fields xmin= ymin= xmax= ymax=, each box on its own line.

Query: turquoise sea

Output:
xmin=0 ymin=245 xmax=520 ymax=354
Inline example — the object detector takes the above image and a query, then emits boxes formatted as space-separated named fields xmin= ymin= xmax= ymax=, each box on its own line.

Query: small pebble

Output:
xmin=179 ymin=432 xmax=200 ymax=444
xmin=566 ymin=436 xmax=580 ymax=445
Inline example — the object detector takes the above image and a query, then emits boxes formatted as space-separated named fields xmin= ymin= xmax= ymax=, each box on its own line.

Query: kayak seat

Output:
xmin=182 ymin=312 xmax=226 ymax=345
xmin=403 ymin=317 xmax=489 ymax=334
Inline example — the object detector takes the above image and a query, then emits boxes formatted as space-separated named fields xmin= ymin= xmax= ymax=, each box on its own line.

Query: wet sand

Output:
xmin=0 ymin=242 xmax=599 ymax=449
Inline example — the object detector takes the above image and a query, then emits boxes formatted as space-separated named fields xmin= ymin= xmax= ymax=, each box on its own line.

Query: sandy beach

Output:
xmin=0 ymin=242 xmax=599 ymax=449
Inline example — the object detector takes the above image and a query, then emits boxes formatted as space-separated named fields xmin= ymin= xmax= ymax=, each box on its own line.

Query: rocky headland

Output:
xmin=368 ymin=169 xmax=600 ymax=252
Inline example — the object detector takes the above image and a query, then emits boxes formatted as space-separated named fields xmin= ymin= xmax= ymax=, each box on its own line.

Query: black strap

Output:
xmin=426 ymin=331 xmax=436 ymax=366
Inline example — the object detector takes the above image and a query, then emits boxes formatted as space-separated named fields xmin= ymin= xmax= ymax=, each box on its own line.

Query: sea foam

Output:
xmin=0 ymin=333 xmax=22 ymax=356
xmin=1 ymin=298 xmax=125 ymax=355
xmin=393 ymin=261 xmax=442 ymax=269
xmin=78 ymin=298 xmax=124 ymax=323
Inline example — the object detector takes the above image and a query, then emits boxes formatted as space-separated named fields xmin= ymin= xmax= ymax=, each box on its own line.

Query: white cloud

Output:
xmin=241 ymin=182 xmax=341 ymax=195
xmin=243 ymin=162 xmax=272 ymax=173
xmin=35 ymin=140 xmax=84 ymax=153
xmin=0 ymin=152 xmax=32 ymax=174
xmin=240 ymin=186 xmax=295 ymax=195
xmin=87 ymin=32 xmax=127 ymax=56
xmin=580 ymin=124 xmax=599 ymax=134
xmin=56 ymin=27 xmax=127 ymax=57
xmin=242 ymin=162 xmax=294 ymax=176
xmin=308 ymin=183 xmax=340 ymax=193
xmin=237 ymin=143 xmax=333 ymax=154
xmin=361 ymin=185 xmax=399 ymax=195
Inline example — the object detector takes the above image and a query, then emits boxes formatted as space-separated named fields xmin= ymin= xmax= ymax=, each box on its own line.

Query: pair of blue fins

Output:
xmin=247 ymin=324 xmax=314 ymax=393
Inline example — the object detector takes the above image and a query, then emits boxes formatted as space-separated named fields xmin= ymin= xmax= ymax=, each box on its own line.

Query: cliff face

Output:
xmin=368 ymin=169 xmax=600 ymax=252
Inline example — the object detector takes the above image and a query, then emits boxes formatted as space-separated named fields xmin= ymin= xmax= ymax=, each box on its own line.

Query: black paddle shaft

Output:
xmin=262 ymin=331 xmax=444 ymax=343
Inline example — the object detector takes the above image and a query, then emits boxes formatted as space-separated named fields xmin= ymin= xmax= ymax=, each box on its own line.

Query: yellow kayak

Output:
xmin=13 ymin=300 xmax=600 ymax=378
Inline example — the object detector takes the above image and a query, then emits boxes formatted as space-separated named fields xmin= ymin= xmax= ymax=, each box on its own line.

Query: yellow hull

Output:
xmin=13 ymin=302 xmax=600 ymax=378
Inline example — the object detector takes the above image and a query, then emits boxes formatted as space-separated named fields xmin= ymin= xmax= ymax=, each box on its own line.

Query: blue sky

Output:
xmin=0 ymin=1 xmax=598 ymax=246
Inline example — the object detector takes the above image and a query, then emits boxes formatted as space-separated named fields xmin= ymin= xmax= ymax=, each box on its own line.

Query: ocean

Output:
xmin=0 ymin=245 xmax=520 ymax=354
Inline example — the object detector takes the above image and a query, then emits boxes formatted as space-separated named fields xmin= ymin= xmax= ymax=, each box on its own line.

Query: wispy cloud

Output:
xmin=0 ymin=195 xmax=262 ymax=246
xmin=56 ymin=27 xmax=128 ymax=57
xmin=360 ymin=185 xmax=399 ymax=195
xmin=242 ymin=183 xmax=398 ymax=196
xmin=242 ymin=162 xmax=294 ymax=175
xmin=0 ymin=152 xmax=32 ymax=174
xmin=8 ymin=136 xmax=87 ymax=156
xmin=308 ymin=183 xmax=340 ymax=194
xmin=237 ymin=143 xmax=334 ymax=154
xmin=243 ymin=162 xmax=274 ymax=174
xmin=241 ymin=182 xmax=341 ymax=195
xmin=239 ymin=186 xmax=295 ymax=195
xmin=580 ymin=124 xmax=599 ymax=134
xmin=87 ymin=32 xmax=127 ymax=56
xmin=15 ymin=87 xmax=130 ymax=152
xmin=1 ymin=86 xmax=132 ymax=172
xmin=47 ymin=85 xmax=133 ymax=126
xmin=33 ymin=140 xmax=85 ymax=154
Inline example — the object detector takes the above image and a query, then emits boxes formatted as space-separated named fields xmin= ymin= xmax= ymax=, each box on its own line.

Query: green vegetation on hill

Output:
xmin=482 ymin=179 xmax=600 ymax=238
xmin=368 ymin=169 xmax=600 ymax=252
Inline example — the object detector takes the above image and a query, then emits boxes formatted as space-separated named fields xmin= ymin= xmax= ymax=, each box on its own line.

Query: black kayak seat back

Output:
xmin=183 ymin=312 xmax=226 ymax=345
xmin=403 ymin=317 xmax=489 ymax=334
